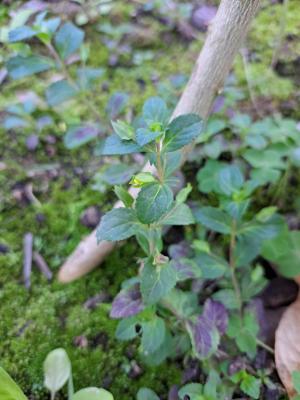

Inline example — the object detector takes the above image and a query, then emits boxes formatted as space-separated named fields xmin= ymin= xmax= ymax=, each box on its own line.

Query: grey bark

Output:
xmin=58 ymin=0 xmax=261 ymax=283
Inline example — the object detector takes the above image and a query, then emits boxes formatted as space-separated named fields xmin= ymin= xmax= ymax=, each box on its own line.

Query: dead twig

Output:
xmin=23 ymin=233 xmax=33 ymax=289
xmin=33 ymin=251 xmax=53 ymax=281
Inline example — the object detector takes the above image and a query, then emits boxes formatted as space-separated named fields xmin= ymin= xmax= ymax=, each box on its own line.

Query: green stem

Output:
xmin=229 ymin=221 xmax=243 ymax=316
xmin=156 ymin=141 xmax=164 ymax=183
xmin=256 ymin=338 xmax=274 ymax=355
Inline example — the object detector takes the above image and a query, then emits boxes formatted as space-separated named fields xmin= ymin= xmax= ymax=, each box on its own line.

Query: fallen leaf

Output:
xmin=275 ymin=295 xmax=300 ymax=398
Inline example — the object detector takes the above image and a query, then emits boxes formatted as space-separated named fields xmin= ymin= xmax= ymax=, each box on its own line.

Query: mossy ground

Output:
xmin=1 ymin=1 xmax=300 ymax=398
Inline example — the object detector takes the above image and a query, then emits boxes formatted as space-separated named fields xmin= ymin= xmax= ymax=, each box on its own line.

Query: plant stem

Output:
xmin=229 ymin=220 xmax=242 ymax=316
xmin=51 ymin=392 xmax=55 ymax=400
xmin=46 ymin=43 xmax=101 ymax=121
xmin=256 ymin=338 xmax=275 ymax=355
xmin=156 ymin=141 xmax=164 ymax=183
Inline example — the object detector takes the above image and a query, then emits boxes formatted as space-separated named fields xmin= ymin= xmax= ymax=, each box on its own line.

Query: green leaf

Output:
xmin=111 ymin=120 xmax=134 ymax=141
xmin=292 ymin=371 xmax=300 ymax=394
xmin=96 ymin=208 xmax=139 ymax=242
xmin=115 ymin=316 xmax=139 ymax=341
xmin=238 ymin=214 xmax=284 ymax=241
xmin=243 ymin=149 xmax=285 ymax=169
xmin=195 ymin=252 xmax=228 ymax=279
xmin=160 ymin=203 xmax=194 ymax=226
xmin=54 ymin=22 xmax=84 ymax=60
xmin=64 ymin=125 xmax=99 ymax=149
xmin=240 ymin=375 xmax=261 ymax=399
xmin=137 ymin=387 xmax=160 ymax=400
xmin=141 ymin=261 xmax=177 ymax=305
xmin=262 ymin=230 xmax=300 ymax=278
xmin=8 ymin=26 xmax=36 ymax=42
xmin=135 ymin=128 xmax=162 ymax=146
xmin=73 ymin=387 xmax=114 ymax=400
xmin=178 ymin=383 xmax=203 ymax=400
xmin=197 ymin=160 xmax=226 ymax=194
xmin=213 ymin=289 xmax=239 ymax=310
xmin=114 ymin=186 xmax=134 ymax=208
xmin=218 ymin=165 xmax=244 ymax=196
xmin=43 ymin=348 xmax=71 ymax=397
xmin=7 ymin=55 xmax=53 ymax=79
xmin=140 ymin=329 xmax=173 ymax=366
xmin=141 ymin=317 xmax=166 ymax=354
xmin=0 ymin=367 xmax=27 ymax=400
xmin=46 ymin=79 xmax=78 ymax=106
xmin=164 ymin=114 xmax=203 ymax=152
xmin=176 ymin=183 xmax=192 ymax=204
xmin=95 ymin=135 xmax=142 ymax=155
xmin=163 ymin=289 xmax=198 ymax=318
xmin=193 ymin=207 xmax=232 ymax=234
xmin=136 ymin=182 xmax=173 ymax=224
xmin=142 ymin=97 xmax=169 ymax=126
xmin=100 ymin=164 xmax=138 ymax=185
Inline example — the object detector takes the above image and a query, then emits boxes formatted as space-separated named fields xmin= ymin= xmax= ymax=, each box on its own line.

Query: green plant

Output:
xmin=43 ymin=348 xmax=113 ymax=400
xmin=96 ymin=95 xmax=300 ymax=399
xmin=0 ymin=349 xmax=113 ymax=400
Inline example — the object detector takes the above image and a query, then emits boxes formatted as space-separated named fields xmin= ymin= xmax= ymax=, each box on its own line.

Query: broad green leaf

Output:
xmin=238 ymin=214 xmax=284 ymax=241
xmin=262 ymin=230 xmax=300 ymax=277
xmin=163 ymin=289 xmax=198 ymax=318
xmin=213 ymin=289 xmax=239 ymax=310
xmin=114 ymin=186 xmax=134 ymax=208
xmin=100 ymin=164 xmax=138 ymax=185
xmin=46 ymin=79 xmax=78 ymax=106
xmin=96 ymin=208 xmax=139 ymax=242
xmin=95 ymin=135 xmax=142 ymax=155
xmin=136 ymin=182 xmax=173 ymax=224
xmin=0 ymin=367 xmax=27 ymax=400
xmin=243 ymin=149 xmax=285 ymax=169
xmin=160 ymin=203 xmax=194 ymax=226
xmin=193 ymin=207 xmax=232 ymax=234
xmin=176 ymin=183 xmax=192 ymax=204
xmin=195 ymin=252 xmax=228 ymax=279
xmin=8 ymin=26 xmax=36 ymax=42
xmin=73 ymin=387 xmax=113 ymax=400
xmin=135 ymin=128 xmax=161 ymax=146
xmin=54 ymin=22 xmax=84 ymax=60
xmin=250 ymin=168 xmax=281 ymax=185
xmin=164 ymin=114 xmax=203 ymax=152
xmin=76 ymin=67 xmax=104 ymax=89
xmin=7 ymin=55 xmax=53 ymax=79
xmin=141 ymin=261 xmax=177 ymax=305
xmin=292 ymin=371 xmax=300 ymax=394
xmin=240 ymin=375 xmax=261 ymax=399
xmin=43 ymin=348 xmax=71 ymax=396
xmin=140 ymin=329 xmax=173 ymax=366
xmin=218 ymin=165 xmax=244 ymax=196
xmin=141 ymin=317 xmax=166 ymax=354
xmin=111 ymin=120 xmax=134 ymax=141
xmin=64 ymin=125 xmax=99 ymax=149
xmin=178 ymin=383 xmax=203 ymax=400
xmin=115 ymin=317 xmax=139 ymax=341
xmin=197 ymin=160 xmax=226 ymax=194
xmin=137 ymin=387 xmax=160 ymax=400
xmin=142 ymin=97 xmax=169 ymax=126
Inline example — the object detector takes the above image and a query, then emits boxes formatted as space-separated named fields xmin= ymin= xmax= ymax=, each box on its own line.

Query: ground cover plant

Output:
xmin=1 ymin=0 xmax=300 ymax=399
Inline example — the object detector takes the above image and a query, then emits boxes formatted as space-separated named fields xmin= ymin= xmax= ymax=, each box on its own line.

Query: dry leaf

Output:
xmin=275 ymin=294 xmax=300 ymax=398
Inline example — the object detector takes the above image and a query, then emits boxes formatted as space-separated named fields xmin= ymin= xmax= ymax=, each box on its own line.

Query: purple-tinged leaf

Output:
xmin=26 ymin=134 xmax=39 ymax=151
xmin=22 ymin=0 xmax=48 ymax=11
xmin=188 ymin=317 xmax=212 ymax=358
xmin=168 ymin=241 xmax=191 ymax=259
xmin=110 ymin=284 xmax=144 ymax=319
xmin=171 ymin=259 xmax=196 ymax=281
xmin=64 ymin=124 xmax=100 ymax=149
xmin=106 ymin=92 xmax=129 ymax=119
xmin=202 ymin=299 xmax=228 ymax=335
